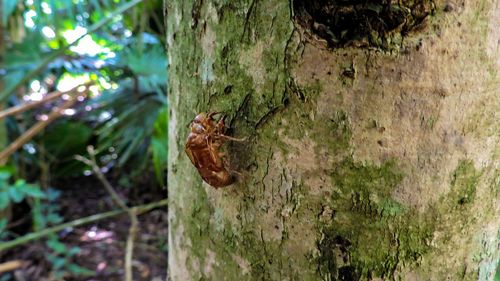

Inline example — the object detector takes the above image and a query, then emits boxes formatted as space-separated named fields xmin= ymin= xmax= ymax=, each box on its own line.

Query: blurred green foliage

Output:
xmin=2 ymin=0 xmax=167 ymax=185
xmin=0 ymin=167 xmax=46 ymax=210
xmin=1 ymin=0 xmax=167 ymax=279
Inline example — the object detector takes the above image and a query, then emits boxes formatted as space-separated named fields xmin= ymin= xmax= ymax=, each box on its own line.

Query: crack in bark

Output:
xmin=254 ymin=105 xmax=284 ymax=129
xmin=260 ymin=150 xmax=273 ymax=193
xmin=241 ymin=0 xmax=258 ymax=43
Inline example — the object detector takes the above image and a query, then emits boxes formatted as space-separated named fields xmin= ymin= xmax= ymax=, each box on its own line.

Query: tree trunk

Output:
xmin=166 ymin=0 xmax=499 ymax=280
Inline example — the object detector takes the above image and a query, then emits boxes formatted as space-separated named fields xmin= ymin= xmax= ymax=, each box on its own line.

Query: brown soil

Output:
xmin=0 ymin=176 xmax=167 ymax=281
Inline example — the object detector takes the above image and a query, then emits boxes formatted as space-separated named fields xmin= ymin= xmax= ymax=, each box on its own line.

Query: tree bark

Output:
xmin=166 ymin=0 xmax=499 ymax=280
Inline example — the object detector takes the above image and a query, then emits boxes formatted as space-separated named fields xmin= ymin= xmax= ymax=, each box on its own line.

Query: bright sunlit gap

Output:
xmin=40 ymin=2 xmax=52 ymax=14
xmin=63 ymin=109 xmax=76 ymax=116
xmin=24 ymin=80 xmax=47 ymax=101
xmin=30 ymin=80 xmax=41 ymax=92
xmin=56 ymin=74 xmax=90 ymax=92
xmin=23 ymin=143 xmax=36 ymax=154
xmin=41 ymin=26 xmax=55 ymax=38
xmin=63 ymin=26 xmax=112 ymax=56
xmin=24 ymin=10 xmax=36 ymax=28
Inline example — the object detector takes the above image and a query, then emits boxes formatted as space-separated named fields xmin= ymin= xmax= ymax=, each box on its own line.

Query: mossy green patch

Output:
xmin=417 ymin=159 xmax=486 ymax=279
xmin=331 ymin=158 xmax=403 ymax=200
xmin=448 ymin=160 xmax=480 ymax=207
xmin=206 ymin=1 xmax=292 ymax=131
xmin=313 ymin=159 xmax=436 ymax=280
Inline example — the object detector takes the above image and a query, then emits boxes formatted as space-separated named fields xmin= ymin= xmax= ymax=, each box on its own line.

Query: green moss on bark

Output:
xmin=447 ymin=160 xmax=480 ymax=208
xmin=313 ymin=159 xmax=434 ymax=280
xmin=312 ymin=159 xmax=485 ymax=280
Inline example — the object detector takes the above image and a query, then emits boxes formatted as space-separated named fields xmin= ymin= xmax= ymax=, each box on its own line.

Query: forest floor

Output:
xmin=0 ymin=176 xmax=167 ymax=281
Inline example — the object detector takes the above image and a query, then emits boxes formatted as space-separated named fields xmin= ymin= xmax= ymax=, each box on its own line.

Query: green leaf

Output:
xmin=8 ymin=187 xmax=25 ymax=203
xmin=90 ymin=0 xmax=102 ymax=17
xmin=41 ymin=121 xmax=93 ymax=157
xmin=32 ymin=198 xmax=45 ymax=230
xmin=52 ymin=257 xmax=67 ymax=270
xmin=14 ymin=179 xmax=26 ymax=186
xmin=151 ymin=138 xmax=167 ymax=186
xmin=46 ymin=188 xmax=61 ymax=201
xmin=0 ymin=192 xmax=9 ymax=210
xmin=151 ymin=106 xmax=168 ymax=186
xmin=0 ymin=171 xmax=11 ymax=182
xmin=0 ymin=273 xmax=12 ymax=281
xmin=68 ymin=246 xmax=81 ymax=256
xmin=45 ymin=253 xmax=57 ymax=263
xmin=67 ymin=264 xmax=95 ymax=276
xmin=0 ymin=218 xmax=7 ymax=232
xmin=2 ymin=0 xmax=17 ymax=25
xmin=124 ymin=44 xmax=168 ymax=79
xmin=46 ymin=213 xmax=64 ymax=224
xmin=19 ymin=184 xmax=46 ymax=199
xmin=46 ymin=239 xmax=67 ymax=254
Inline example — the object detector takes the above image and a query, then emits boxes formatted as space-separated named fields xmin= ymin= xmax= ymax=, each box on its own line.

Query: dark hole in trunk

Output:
xmin=293 ymin=0 xmax=434 ymax=49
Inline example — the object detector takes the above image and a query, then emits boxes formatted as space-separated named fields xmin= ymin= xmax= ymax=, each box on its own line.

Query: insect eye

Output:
xmin=193 ymin=113 xmax=207 ymax=123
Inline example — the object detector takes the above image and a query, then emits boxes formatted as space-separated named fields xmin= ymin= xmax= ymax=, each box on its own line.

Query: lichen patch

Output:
xmin=486 ymin=9 xmax=500 ymax=67
xmin=168 ymin=223 xmax=192 ymax=280
xmin=231 ymin=254 xmax=251 ymax=275
xmin=203 ymin=249 xmax=217 ymax=276
xmin=238 ymin=40 xmax=267 ymax=92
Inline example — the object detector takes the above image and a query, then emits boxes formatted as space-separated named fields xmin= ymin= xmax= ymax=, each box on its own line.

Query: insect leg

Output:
xmin=219 ymin=135 xmax=247 ymax=142
xmin=208 ymin=112 xmax=221 ymax=119
xmin=203 ymin=136 xmax=218 ymax=164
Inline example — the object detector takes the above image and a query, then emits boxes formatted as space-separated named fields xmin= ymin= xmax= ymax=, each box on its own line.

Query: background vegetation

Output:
xmin=0 ymin=0 xmax=168 ymax=280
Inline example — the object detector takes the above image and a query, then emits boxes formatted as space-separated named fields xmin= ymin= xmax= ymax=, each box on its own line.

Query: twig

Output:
xmin=75 ymin=146 xmax=138 ymax=281
xmin=125 ymin=208 xmax=138 ymax=281
xmin=0 ymin=260 xmax=26 ymax=274
xmin=0 ymin=91 xmax=63 ymax=121
xmin=0 ymin=82 xmax=92 ymax=121
xmin=0 ymin=86 xmax=89 ymax=163
xmin=0 ymin=199 xmax=167 ymax=253
xmin=74 ymin=147 xmax=128 ymax=211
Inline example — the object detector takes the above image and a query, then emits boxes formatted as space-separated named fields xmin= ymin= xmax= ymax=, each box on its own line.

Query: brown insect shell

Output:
xmin=185 ymin=112 xmax=235 ymax=188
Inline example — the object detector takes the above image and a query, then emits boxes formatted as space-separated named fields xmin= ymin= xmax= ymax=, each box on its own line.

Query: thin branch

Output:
xmin=0 ymin=0 xmax=144 ymax=103
xmin=0 ymin=82 xmax=92 ymax=121
xmin=0 ymin=260 xmax=26 ymax=274
xmin=0 ymin=86 xmax=89 ymax=163
xmin=75 ymin=146 xmax=139 ymax=281
xmin=125 ymin=208 xmax=139 ymax=281
xmin=0 ymin=91 xmax=63 ymax=121
xmin=0 ymin=199 xmax=167 ymax=253
xmin=75 ymin=147 xmax=128 ymax=211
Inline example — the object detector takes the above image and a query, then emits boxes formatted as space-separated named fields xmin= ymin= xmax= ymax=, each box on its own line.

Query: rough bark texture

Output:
xmin=166 ymin=0 xmax=499 ymax=280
